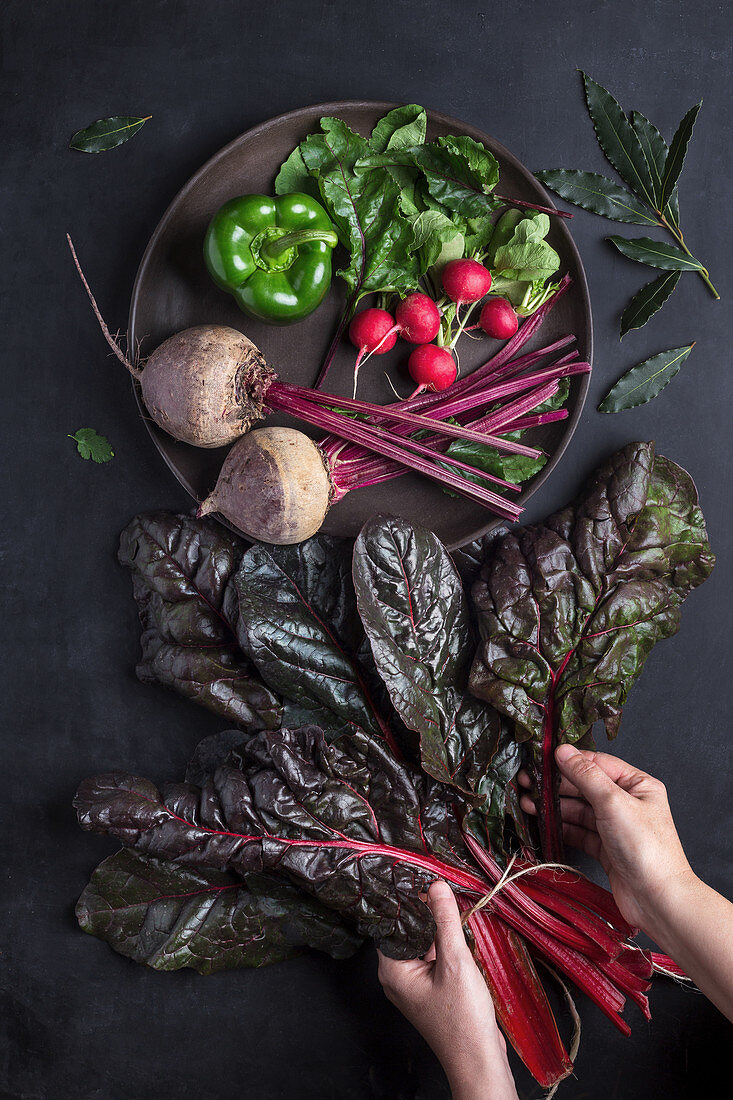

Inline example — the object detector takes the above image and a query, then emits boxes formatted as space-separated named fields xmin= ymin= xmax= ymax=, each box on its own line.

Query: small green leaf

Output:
xmin=580 ymin=72 xmax=656 ymax=208
xmin=69 ymin=116 xmax=151 ymax=153
xmin=369 ymin=104 xmax=427 ymax=153
xmin=68 ymin=428 xmax=114 ymax=462
xmin=620 ymin=271 xmax=681 ymax=337
xmin=659 ymin=101 xmax=701 ymax=211
xmin=534 ymin=169 xmax=658 ymax=224
xmin=274 ymin=145 xmax=320 ymax=201
xmin=598 ymin=344 xmax=695 ymax=412
xmin=607 ymin=235 xmax=702 ymax=271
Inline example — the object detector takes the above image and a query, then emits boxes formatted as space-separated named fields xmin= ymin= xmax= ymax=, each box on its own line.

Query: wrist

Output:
xmin=637 ymin=867 xmax=702 ymax=947
xmin=446 ymin=1047 xmax=518 ymax=1100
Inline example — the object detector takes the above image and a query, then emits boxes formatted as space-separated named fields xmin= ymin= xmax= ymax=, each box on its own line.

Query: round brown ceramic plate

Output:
xmin=129 ymin=101 xmax=592 ymax=550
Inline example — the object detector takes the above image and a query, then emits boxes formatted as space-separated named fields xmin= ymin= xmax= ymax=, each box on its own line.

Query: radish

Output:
xmin=480 ymin=297 xmax=519 ymax=340
xmin=441 ymin=259 xmax=492 ymax=306
xmin=407 ymin=344 xmax=457 ymax=399
xmin=348 ymin=308 xmax=397 ymax=396
xmin=393 ymin=293 xmax=441 ymax=343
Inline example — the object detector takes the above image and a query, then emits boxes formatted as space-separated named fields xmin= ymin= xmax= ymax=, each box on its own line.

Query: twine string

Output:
xmin=460 ymin=855 xmax=584 ymax=924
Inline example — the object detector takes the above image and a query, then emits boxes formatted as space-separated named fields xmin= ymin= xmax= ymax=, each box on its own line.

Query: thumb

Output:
xmin=555 ymin=744 xmax=626 ymax=816
xmin=426 ymin=880 xmax=468 ymax=964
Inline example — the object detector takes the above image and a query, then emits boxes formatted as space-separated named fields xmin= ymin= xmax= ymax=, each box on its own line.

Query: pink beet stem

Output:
xmin=271 ymin=381 xmax=542 ymax=459
xmin=271 ymin=391 xmax=523 ymax=519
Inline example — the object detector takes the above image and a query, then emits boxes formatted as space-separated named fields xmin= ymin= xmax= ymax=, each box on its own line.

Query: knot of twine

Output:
xmin=460 ymin=854 xmax=582 ymax=924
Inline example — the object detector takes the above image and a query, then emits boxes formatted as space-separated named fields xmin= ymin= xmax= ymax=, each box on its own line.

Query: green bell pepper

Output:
xmin=204 ymin=193 xmax=339 ymax=325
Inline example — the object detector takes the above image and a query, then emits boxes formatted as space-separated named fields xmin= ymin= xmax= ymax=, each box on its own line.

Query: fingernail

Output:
xmin=555 ymin=743 xmax=580 ymax=762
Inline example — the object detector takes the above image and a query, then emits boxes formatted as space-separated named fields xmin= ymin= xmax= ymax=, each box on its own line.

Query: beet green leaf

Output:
xmin=75 ymin=725 xmax=474 ymax=959
xmin=353 ymin=514 xmax=501 ymax=799
xmin=469 ymin=442 xmax=714 ymax=857
xmin=118 ymin=513 xmax=281 ymax=730
xmin=76 ymin=848 xmax=360 ymax=973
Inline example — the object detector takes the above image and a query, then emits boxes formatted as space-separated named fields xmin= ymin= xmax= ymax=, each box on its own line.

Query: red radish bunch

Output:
xmin=348 ymin=292 xmax=441 ymax=397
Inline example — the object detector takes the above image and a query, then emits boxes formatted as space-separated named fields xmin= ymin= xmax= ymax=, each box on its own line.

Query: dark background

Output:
xmin=2 ymin=1 xmax=731 ymax=1097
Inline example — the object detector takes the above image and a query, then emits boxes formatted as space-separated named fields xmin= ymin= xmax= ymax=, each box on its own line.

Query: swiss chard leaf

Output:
xmin=235 ymin=535 xmax=401 ymax=750
xmin=469 ymin=442 xmax=714 ymax=853
xmin=358 ymin=140 xmax=501 ymax=221
xmin=580 ymin=72 xmax=657 ymax=209
xmin=534 ymin=170 xmax=658 ymax=225
xmin=76 ymin=848 xmax=360 ymax=973
xmin=607 ymin=235 xmax=702 ymax=271
xmin=619 ymin=271 xmax=681 ymax=337
xmin=74 ymin=725 xmax=473 ymax=959
xmin=353 ymin=515 xmax=501 ymax=799
xmin=598 ymin=344 xmax=695 ymax=412
xmin=300 ymin=117 xmax=420 ymax=300
xmin=118 ymin=514 xmax=281 ymax=730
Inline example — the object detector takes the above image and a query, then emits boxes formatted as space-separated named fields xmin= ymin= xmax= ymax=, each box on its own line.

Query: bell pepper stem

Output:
xmin=260 ymin=227 xmax=339 ymax=260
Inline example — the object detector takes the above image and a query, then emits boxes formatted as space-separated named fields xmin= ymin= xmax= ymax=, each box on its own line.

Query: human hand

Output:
xmin=377 ymin=880 xmax=519 ymax=1100
xmin=518 ymin=745 xmax=696 ymax=933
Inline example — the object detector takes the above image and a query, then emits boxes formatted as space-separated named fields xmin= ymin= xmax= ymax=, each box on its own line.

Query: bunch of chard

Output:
xmin=75 ymin=447 xmax=712 ymax=1089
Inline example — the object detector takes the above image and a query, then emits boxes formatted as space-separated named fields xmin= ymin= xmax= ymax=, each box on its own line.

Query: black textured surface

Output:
xmin=1 ymin=2 xmax=731 ymax=1098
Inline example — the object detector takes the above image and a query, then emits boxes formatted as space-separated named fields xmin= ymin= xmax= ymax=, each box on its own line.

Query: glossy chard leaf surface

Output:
xmin=75 ymin=725 xmax=472 ymax=959
xmin=118 ymin=514 xmax=281 ymax=729
xmin=76 ymin=849 xmax=360 ymax=972
xmin=235 ymin=536 xmax=401 ymax=751
xmin=353 ymin=515 xmax=501 ymax=798
xmin=469 ymin=443 xmax=714 ymax=855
